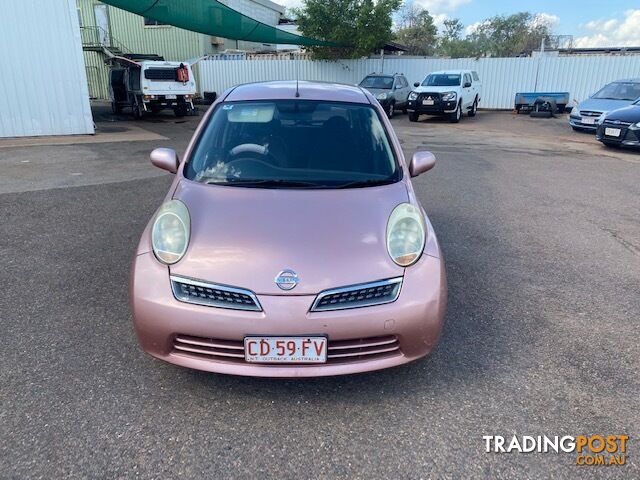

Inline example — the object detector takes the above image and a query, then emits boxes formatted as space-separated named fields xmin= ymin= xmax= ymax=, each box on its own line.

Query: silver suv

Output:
xmin=358 ymin=73 xmax=411 ymax=118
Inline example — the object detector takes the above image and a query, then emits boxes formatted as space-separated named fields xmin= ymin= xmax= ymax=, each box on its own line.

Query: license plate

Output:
xmin=605 ymin=127 xmax=621 ymax=137
xmin=165 ymin=94 xmax=177 ymax=100
xmin=244 ymin=336 xmax=327 ymax=364
xmin=422 ymin=99 xmax=435 ymax=106
xmin=582 ymin=117 xmax=596 ymax=125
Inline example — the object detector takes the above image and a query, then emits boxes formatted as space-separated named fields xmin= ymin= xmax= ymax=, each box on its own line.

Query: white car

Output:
xmin=407 ymin=70 xmax=482 ymax=123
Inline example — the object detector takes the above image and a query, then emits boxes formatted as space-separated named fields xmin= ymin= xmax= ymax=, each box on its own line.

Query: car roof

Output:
xmin=429 ymin=70 xmax=469 ymax=75
xmin=225 ymin=81 xmax=371 ymax=104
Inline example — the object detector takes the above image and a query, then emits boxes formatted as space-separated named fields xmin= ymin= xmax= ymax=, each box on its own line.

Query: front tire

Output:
xmin=132 ymin=102 xmax=143 ymax=120
xmin=387 ymin=102 xmax=395 ymax=119
xmin=450 ymin=103 xmax=462 ymax=123
xmin=409 ymin=112 xmax=419 ymax=122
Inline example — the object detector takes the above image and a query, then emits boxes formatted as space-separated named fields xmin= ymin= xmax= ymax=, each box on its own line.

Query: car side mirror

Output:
xmin=414 ymin=82 xmax=420 ymax=88
xmin=150 ymin=148 xmax=179 ymax=174
xmin=409 ymin=151 xmax=436 ymax=177
xmin=464 ymin=81 xmax=472 ymax=88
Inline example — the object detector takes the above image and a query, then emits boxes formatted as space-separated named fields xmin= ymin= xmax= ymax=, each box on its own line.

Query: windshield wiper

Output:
xmin=206 ymin=178 xmax=320 ymax=188
xmin=334 ymin=178 xmax=396 ymax=189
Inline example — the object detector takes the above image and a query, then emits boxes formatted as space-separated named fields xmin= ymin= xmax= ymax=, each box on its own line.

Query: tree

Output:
xmin=438 ymin=18 xmax=476 ymax=58
xmin=466 ymin=12 xmax=551 ymax=57
xmin=293 ymin=0 xmax=402 ymax=59
xmin=394 ymin=5 xmax=437 ymax=56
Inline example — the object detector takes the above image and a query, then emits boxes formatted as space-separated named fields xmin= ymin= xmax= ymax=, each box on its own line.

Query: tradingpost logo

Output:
xmin=483 ymin=435 xmax=629 ymax=466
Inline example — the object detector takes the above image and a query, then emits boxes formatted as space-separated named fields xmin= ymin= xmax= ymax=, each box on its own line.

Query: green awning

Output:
xmin=100 ymin=0 xmax=338 ymax=46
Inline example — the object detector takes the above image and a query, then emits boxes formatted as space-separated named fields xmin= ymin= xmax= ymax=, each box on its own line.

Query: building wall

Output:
xmin=221 ymin=0 xmax=284 ymax=52
xmin=0 ymin=0 xmax=94 ymax=137
xmin=77 ymin=0 xmax=284 ymax=99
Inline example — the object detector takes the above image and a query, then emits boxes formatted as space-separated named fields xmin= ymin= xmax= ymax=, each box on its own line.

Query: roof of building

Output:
xmin=225 ymin=81 xmax=371 ymax=103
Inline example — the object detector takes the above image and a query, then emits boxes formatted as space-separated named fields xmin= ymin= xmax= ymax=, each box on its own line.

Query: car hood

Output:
xmin=577 ymin=97 xmax=633 ymax=114
xmin=170 ymin=180 xmax=408 ymax=295
xmin=413 ymin=85 xmax=460 ymax=93
xmin=361 ymin=87 xmax=392 ymax=96
xmin=603 ymin=104 xmax=640 ymax=122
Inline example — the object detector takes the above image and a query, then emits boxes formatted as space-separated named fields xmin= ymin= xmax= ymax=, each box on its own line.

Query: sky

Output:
xmin=277 ymin=0 xmax=640 ymax=48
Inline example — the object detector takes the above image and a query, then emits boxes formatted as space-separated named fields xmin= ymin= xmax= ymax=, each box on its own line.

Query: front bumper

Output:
xmin=596 ymin=124 xmax=640 ymax=148
xmin=407 ymin=99 xmax=457 ymax=115
xmin=130 ymin=252 xmax=447 ymax=377
xmin=569 ymin=115 xmax=599 ymax=131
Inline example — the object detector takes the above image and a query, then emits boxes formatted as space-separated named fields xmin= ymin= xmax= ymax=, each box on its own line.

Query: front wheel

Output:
xmin=387 ymin=102 xmax=395 ymax=119
xmin=450 ymin=103 xmax=462 ymax=123
xmin=409 ymin=112 xmax=419 ymax=122
xmin=468 ymin=99 xmax=477 ymax=117
xmin=132 ymin=102 xmax=143 ymax=120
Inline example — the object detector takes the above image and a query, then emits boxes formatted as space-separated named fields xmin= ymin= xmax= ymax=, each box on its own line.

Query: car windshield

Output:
xmin=185 ymin=100 xmax=400 ymax=189
xmin=422 ymin=74 xmax=461 ymax=87
xmin=593 ymin=82 xmax=640 ymax=101
xmin=359 ymin=76 xmax=394 ymax=89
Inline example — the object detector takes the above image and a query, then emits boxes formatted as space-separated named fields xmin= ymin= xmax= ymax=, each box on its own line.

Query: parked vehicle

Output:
xmin=131 ymin=81 xmax=447 ymax=377
xmin=514 ymin=92 xmax=569 ymax=114
xmin=596 ymin=100 xmax=640 ymax=149
xmin=358 ymin=73 xmax=411 ymax=118
xmin=109 ymin=54 xmax=196 ymax=119
xmin=569 ymin=78 xmax=640 ymax=131
xmin=407 ymin=70 xmax=482 ymax=123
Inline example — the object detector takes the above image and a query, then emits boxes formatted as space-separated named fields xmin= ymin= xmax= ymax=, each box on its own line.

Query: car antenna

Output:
xmin=295 ymin=57 xmax=300 ymax=98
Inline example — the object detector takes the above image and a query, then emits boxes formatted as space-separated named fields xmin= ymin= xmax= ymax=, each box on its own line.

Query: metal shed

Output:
xmin=0 ymin=0 xmax=94 ymax=138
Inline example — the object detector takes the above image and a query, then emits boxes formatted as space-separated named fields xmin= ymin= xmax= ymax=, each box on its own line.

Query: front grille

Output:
xmin=603 ymin=120 xmax=633 ymax=127
xmin=172 ymin=334 xmax=401 ymax=364
xmin=144 ymin=68 xmax=178 ymax=81
xmin=170 ymin=276 xmax=262 ymax=311
xmin=579 ymin=110 xmax=603 ymax=117
xmin=310 ymin=277 xmax=402 ymax=312
xmin=418 ymin=92 xmax=441 ymax=101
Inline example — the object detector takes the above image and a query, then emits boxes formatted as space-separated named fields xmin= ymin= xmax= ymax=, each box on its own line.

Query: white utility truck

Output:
xmin=407 ymin=70 xmax=482 ymax=123
xmin=109 ymin=54 xmax=197 ymax=119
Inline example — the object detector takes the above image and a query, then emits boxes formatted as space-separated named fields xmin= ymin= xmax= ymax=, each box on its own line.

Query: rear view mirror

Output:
xmin=409 ymin=151 xmax=436 ymax=177
xmin=414 ymin=82 xmax=420 ymax=88
xmin=150 ymin=148 xmax=179 ymax=174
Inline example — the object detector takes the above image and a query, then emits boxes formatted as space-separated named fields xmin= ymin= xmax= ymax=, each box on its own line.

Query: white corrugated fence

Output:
xmin=199 ymin=55 xmax=640 ymax=109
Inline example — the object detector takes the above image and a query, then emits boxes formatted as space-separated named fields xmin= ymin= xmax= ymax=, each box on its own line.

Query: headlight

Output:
xmin=151 ymin=200 xmax=190 ymax=264
xmin=376 ymin=92 xmax=388 ymax=100
xmin=386 ymin=203 xmax=426 ymax=267
xmin=441 ymin=91 xmax=457 ymax=101
xmin=597 ymin=113 xmax=606 ymax=125
xmin=408 ymin=92 xmax=418 ymax=101
xmin=630 ymin=121 xmax=640 ymax=130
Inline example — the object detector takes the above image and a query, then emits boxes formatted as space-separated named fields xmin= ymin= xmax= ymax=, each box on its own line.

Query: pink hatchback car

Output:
xmin=130 ymin=81 xmax=447 ymax=377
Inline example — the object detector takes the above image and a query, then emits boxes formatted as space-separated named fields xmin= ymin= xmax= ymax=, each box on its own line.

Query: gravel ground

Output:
xmin=1 ymin=106 xmax=638 ymax=479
